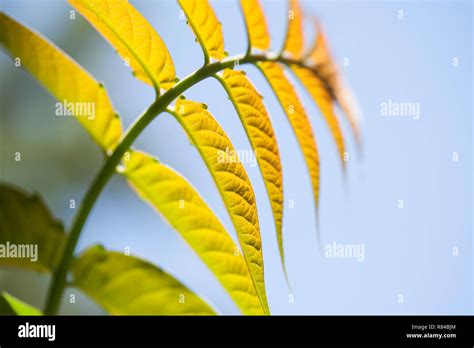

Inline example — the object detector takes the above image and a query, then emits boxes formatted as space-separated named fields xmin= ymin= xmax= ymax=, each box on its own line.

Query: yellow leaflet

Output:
xmin=178 ymin=0 xmax=226 ymax=60
xmin=257 ymin=62 xmax=320 ymax=258
xmin=72 ymin=245 xmax=216 ymax=315
xmin=282 ymin=0 xmax=304 ymax=59
xmin=292 ymin=65 xmax=346 ymax=165
xmin=0 ymin=13 xmax=122 ymax=151
xmin=170 ymin=98 xmax=268 ymax=313
xmin=217 ymin=69 xmax=283 ymax=287
xmin=69 ymin=0 xmax=176 ymax=91
xmin=309 ymin=27 xmax=361 ymax=147
xmin=122 ymin=151 xmax=265 ymax=315
xmin=239 ymin=0 xmax=270 ymax=50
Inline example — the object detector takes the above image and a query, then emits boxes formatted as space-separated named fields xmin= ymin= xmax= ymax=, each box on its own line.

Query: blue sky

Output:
xmin=0 ymin=0 xmax=472 ymax=314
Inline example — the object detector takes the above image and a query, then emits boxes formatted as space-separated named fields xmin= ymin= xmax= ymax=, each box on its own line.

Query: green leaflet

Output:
xmin=0 ymin=183 xmax=65 ymax=273
xmin=0 ymin=292 xmax=42 ymax=315
xmin=72 ymin=245 xmax=216 ymax=315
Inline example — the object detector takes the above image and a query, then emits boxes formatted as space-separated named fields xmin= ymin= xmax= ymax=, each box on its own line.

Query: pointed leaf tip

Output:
xmin=121 ymin=150 xmax=266 ymax=315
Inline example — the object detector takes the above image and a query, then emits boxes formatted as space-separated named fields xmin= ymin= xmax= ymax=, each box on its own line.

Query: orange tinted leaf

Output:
xmin=309 ymin=25 xmax=361 ymax=147
xmin=292 ymin=65 xmax=346 ymax=165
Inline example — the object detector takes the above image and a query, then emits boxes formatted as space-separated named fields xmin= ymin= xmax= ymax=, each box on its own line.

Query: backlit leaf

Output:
xmin=72 ymin=245 xmax=216 ymax=315
xmin=256 ymin=62 xmax=320 ymax=265
xmin=0 ymin=292 xmax=42 ymax=315
xmin=169 ymin=98 xmax=268 ymax=312
xmin=216 ymin=69 xmax=283 ymax=285
xmin=282 ymin=0 xmax=304 ymax=59
xmin=239 ymin=0 xmax=270 ymax=51
xmin=291 ymin=65 xmax=346 ymax=165
xmin=69 ymin=0 xmax=176 ymax=91
xmin=121 ymin=151 xmax=266 ymax=315
xmin=308 ymin=26 xmax=361 ymax=147
xmin=0 ymin=13 xmax=122 ymax=151
xmin=0 ymin=184 xmax=65 ymax=273
xmin=178 ymin=0 xmax=226 ymax=60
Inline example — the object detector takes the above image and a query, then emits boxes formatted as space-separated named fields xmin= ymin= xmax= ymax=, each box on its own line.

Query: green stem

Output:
xmin=43 ymin=51 xmax=320 ymax=315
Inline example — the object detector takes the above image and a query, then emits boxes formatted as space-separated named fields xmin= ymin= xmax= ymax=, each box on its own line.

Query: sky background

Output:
xmin=0 ymin=0 xmax=472 ymax=315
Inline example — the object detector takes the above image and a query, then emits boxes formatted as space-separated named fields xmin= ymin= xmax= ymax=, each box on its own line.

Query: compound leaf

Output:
xmin=178 ymin=0 xmax=226 ymax=61
xmin=0 ymin=183 xmax=65 ymax=273
xmin=121 ymin=151 xmax=266 ymax=315
xmin=72 ymin=245 xmax=216 ymax=315
xmin=0 ymin=13 xmax=122 ymax=151
xmin=69 ymin=0 xmax=176 ymax=91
